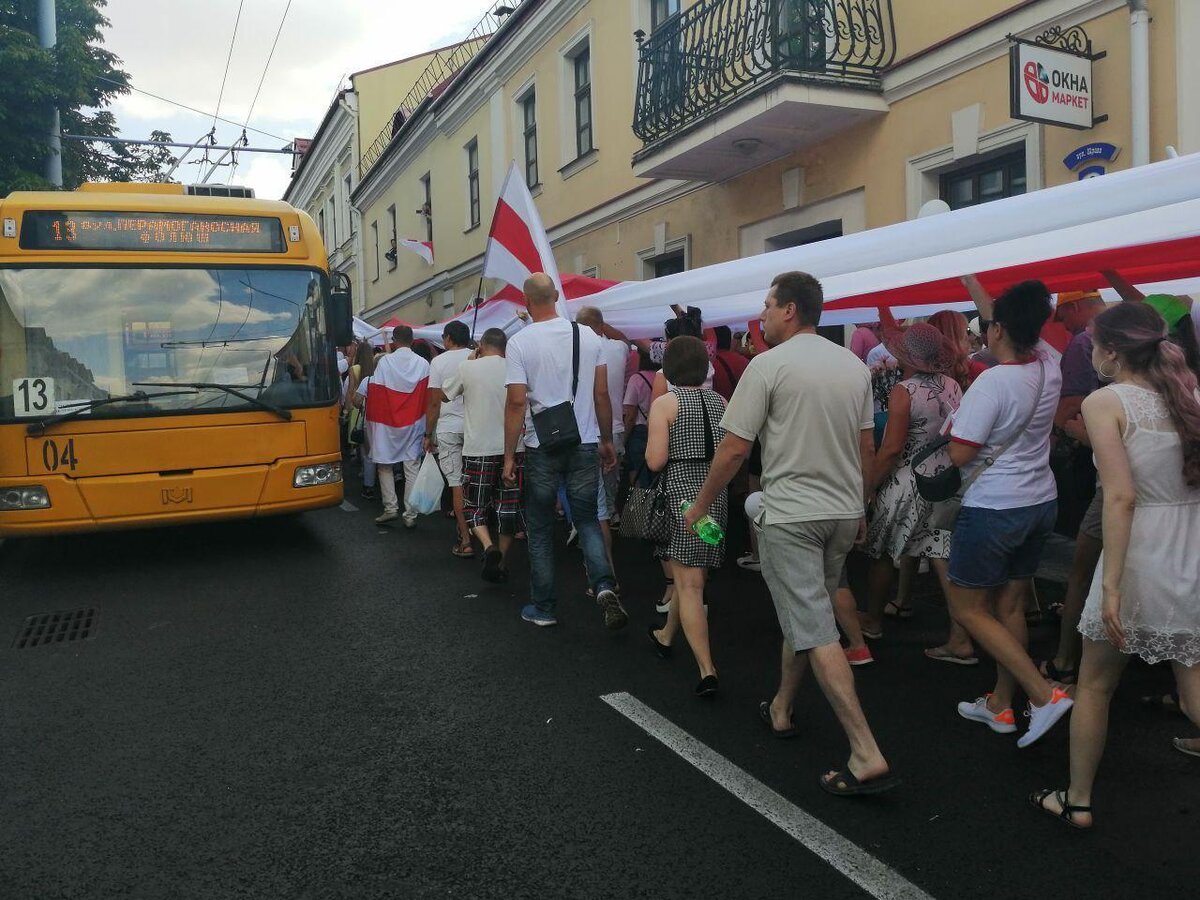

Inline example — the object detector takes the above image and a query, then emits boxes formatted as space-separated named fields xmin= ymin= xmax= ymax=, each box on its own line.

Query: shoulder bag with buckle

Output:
xmin=531 ymin=322 xmax=582 ymax=454
xmin=913 ymin=358 xmax=1044 ymax=531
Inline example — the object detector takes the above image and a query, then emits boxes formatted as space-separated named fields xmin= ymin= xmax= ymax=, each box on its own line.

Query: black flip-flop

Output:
xmin=481 ymin=547 xmax=504 ymax=582
xmin=757 ymin=701 xmax=798 ymax=739
xmin=819 ymin=768 xmax=900 ymax=797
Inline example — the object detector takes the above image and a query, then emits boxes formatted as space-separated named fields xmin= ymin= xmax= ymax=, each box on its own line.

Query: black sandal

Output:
xmin=757 ymin=701 xmax=798 ymax=739
xmin=819 ymin=767 xmax=900 ymax=797
xmin=1038 ymin=659 xmax=1078 ymax=685
xmin=1029 ymin=789 xmax=1092 ymax=829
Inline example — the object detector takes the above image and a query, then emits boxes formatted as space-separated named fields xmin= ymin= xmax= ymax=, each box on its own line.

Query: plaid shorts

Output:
xmin=463 ymin=454 xmax=525 ymax=534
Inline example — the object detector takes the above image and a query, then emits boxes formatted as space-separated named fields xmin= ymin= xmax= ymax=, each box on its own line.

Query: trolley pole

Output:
xmin=38 ymin=0 xmax=63 ymax=187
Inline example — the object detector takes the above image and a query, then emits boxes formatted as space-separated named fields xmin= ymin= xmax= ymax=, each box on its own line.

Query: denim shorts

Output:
xmin=948 ymin=499 xmax=1057 ymax=589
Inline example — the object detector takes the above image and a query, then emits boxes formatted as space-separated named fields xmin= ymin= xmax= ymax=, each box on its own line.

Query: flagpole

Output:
xmin=470 ymin=275 xmax=484 ymax=343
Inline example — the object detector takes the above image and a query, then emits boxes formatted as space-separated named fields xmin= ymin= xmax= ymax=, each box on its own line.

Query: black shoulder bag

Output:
xmin=912 ymin=360 xmax=1045 ymax=530
xmin=531 ymin=322 xmax=581 ymax=454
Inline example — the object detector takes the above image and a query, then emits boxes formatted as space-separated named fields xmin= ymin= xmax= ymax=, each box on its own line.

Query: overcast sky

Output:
xmin=101 ymin=0 xmax=491 ymax=199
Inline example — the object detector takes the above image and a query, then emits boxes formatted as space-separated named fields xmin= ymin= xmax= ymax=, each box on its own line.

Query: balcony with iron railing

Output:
xmin=632 ymin=0 xmax=895 ymax=181
xmin=356 ymin=1 xmax=530 ymax=181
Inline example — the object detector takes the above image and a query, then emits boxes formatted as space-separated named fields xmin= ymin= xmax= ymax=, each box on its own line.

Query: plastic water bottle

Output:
xmin=681 ymin=501 xmax=724 ymax=546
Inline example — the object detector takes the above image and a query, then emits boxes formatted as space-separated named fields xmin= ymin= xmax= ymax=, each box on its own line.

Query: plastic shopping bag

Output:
xmin=408 ymin=453 xmax=443 ymax=516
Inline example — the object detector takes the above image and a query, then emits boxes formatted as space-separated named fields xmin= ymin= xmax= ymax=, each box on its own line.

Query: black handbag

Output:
xmin=531 ymin=322 xmax=581 ymax=454
xmin=623 ymin=392 xmax=717 ymax=544
xmin=912 ymin=360 xmax=1045 ymax=529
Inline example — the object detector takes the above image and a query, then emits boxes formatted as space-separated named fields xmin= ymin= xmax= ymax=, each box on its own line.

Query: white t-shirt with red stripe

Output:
xmin=358 ymin=347 xmax=430 ymax=464
xmin=950 ymin=342 xmax=1062 ymax=510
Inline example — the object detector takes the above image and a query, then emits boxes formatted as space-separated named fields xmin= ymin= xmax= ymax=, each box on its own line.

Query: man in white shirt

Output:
xmin=504 ymin=273 xmax=625 ymax=630
xmin=425 ymin=320 xmax=474 ymax=557
xmin=576 ymin=306 xmax=627 ymax=567
xmin=358 ymin=326 xmax=429 ymax=527
xmin=443 ymin=328 xmax=524 ymax=582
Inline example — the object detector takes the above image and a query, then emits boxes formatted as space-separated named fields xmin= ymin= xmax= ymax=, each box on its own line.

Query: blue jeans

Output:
xmin=524 ymin=443 xmax=615 ymax=614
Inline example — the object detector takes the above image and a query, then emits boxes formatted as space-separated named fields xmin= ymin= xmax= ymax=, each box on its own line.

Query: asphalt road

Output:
xmin=0 ymin=471 xmax=1196 ymax=899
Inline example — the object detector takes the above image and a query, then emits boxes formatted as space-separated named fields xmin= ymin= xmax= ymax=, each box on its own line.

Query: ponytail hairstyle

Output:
xmin=992 ymin=280 xmax=1052 ymax=356
xmin=928 ymin=309 xmax=972 ymax=390
xmin=1092 ymin=303 xmax=1200 ymax=487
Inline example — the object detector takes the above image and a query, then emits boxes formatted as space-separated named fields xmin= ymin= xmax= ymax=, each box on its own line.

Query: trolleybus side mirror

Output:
xmin=329 ymin=289 xmax=354 ymax=346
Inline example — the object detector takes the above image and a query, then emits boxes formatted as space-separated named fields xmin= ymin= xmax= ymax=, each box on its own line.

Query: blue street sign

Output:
xmin=1063 ymin=143 xmax=1120 ymax=170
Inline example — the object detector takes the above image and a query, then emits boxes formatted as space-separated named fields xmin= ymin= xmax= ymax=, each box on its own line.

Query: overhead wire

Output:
xmin=229 ymin=0 xmax=293 ymax=182
xmin=212 ymin=0 xmax=246 ymax=130
xmin=94 ymin=75 xmax=290 ymax=142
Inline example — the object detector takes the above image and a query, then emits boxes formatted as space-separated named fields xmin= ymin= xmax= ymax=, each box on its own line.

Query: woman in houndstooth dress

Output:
xmin=645 ymin=336 xmax=728 ymax=696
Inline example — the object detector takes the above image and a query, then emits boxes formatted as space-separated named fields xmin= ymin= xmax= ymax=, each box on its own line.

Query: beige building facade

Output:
xmin=351 ymin=0 xmax=1196 ymax=327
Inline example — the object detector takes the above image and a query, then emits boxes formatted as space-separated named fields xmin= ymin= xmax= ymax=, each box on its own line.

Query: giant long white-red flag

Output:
xmin=482 ymin=162 xmax=568 ymax=318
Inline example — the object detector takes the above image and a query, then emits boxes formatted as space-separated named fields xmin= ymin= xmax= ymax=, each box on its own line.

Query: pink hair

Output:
xmin=928 ymin=310 xmax=971 ymax=390
xmin=1094 ymin=303 xmax=1200 ymax=487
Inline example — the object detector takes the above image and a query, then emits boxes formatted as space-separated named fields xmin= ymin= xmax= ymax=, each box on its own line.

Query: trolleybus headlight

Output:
xmin=0 ymin=486 xmax=51 ymax=509
xmin=293 ymin=463 xmax=342 ymax=487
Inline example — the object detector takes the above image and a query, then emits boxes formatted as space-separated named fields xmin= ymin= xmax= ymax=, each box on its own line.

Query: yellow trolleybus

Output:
xmin=0 ymin=183 xmax=353 ymax=536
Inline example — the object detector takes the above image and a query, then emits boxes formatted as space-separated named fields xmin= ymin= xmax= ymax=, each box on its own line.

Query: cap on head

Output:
xmin=1144 ymin=293 xmax=1191 ymax=328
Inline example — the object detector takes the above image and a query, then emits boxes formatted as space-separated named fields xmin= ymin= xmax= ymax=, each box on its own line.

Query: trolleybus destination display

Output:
xmin=19 ymin=211 xmax=287 ymax=253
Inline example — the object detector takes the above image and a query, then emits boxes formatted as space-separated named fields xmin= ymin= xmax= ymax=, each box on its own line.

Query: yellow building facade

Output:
xmin=352 ymin=0 xmax=1195 ymax=327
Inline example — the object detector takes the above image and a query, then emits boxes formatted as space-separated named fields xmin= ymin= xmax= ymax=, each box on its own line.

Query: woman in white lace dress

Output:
xmin=1031 ymin=302 xmax=1200 ymax=829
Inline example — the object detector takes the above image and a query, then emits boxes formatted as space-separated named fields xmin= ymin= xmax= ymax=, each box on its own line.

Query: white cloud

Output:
xmin=101 ymin=0 xmax=492 ymax=198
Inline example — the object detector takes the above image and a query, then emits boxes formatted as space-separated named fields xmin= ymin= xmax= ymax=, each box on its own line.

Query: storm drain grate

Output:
xmin=13 ymin=607 xmax=98 ymax=649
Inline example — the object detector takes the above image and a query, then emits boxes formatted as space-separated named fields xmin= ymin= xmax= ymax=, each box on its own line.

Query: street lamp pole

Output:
xmin=37 ymin=0 xmax=63 ymax=187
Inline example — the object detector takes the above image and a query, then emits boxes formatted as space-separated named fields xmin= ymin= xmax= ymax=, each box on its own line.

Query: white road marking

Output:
xmin=339 ymin=500 xmax=358 ymax=512
xmin=600 ymin=692 xmax=933 ymax=900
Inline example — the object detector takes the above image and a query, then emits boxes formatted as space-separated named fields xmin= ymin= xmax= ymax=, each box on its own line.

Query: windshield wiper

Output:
xmin=132 ymin=382 xmax=292 ymax=421
xmin=27 ymin=390 xmax=200 ymax=435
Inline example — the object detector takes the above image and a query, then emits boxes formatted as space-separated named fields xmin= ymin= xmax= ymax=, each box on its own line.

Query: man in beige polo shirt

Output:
xmin=684 ymin=271 xmax=897 ymax=797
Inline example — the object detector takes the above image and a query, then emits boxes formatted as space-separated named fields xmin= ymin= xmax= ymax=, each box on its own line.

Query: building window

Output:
xmin=343 ymin=174 xmax=354 ymax=236
xmin=651 ymin=0 xmax=680 ymax=30
xmin=652 ymin=250 xmax=685 ymax=278
xmin=573 ymin=46 xmax=593 ymax=159
xmin=466 ymin=140 xmax=481 ymax=229
xmin=521 ymin=92 xmax=539 ymax=188
xmin=386 ymin=205 xmax=397 ymax=270
xmin=317 ymin=209 xmax=326 ymax=248
xmin=327 ymin=196 xmax=337 ymax=249
xmin=940 ymin=151 xmax=1027 ymax=210
xmin=419 ymin=173 xmax=433 ymax=242
xmin=370 ymin=221 xmax=379 ymax=282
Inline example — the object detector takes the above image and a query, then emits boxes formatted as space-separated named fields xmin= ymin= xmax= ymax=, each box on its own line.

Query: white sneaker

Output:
xmin=655 ymin=598 xmax=672 ymax=614
xmin=375 ymin=511 xmax=399 ymax=524
xmin=736 ymin=554 xmax=761 ymax=572
xmin=957 ymin=694 xmax=1017 ymax=734
xmin=402 ymin=514 xmax=417 ymax=529
xmin=1017 ymin=688 xmax=1074 ymax=748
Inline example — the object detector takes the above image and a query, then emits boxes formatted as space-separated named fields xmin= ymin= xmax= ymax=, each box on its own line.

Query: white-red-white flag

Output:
xmin=397 ymin=239 xmax=434 ymax=266
xmin=482 ymin=162 xmax=568 ymax=318
xmin=364 ymin=349 xmax=429 ymax=464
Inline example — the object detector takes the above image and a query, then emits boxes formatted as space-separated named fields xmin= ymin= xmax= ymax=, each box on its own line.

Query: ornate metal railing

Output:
xmin=357 ymin=1 xmax=529 ymax=179
xmin=633 ymin=0 xmax=895 ymax=145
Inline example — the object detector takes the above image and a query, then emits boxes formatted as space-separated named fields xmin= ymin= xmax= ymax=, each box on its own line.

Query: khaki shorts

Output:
xmin=1078 ymin=483 xmax=1103 ymax=541
xmin=758 ymin=517 xmax=858 ymax=653
xmin=435 ymin=431 xmax=465 ymax=488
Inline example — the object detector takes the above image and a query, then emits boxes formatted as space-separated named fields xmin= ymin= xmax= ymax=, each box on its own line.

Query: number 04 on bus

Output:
xmin=0 ymin=183 xmax=355 ymax=535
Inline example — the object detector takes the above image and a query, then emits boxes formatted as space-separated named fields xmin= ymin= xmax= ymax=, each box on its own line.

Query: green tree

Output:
xmin=0 ymin=0 xmax=177 ymax=195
